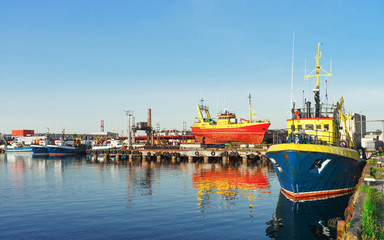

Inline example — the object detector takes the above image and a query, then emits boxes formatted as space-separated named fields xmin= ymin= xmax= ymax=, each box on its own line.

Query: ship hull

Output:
xmin=47 ymin=145 xmax=87 ymax=156
xmin=266 ymin=144 xmax=364 ymax=201
xmin=191 ymin=122 xmax=270 ymax=144
xmin=5 ymin=146 xmax=32 ymax=153
xmin=30 ymin=145 xmax=49 ymax=155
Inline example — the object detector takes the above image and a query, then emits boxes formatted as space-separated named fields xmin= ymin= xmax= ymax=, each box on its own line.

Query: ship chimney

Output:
xmin=148 ymin=108 xmax=152 ymax=129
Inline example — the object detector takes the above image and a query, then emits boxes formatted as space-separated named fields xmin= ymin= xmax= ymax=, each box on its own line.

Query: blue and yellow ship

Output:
xmin=266 ymin=44 xmax=365 ymax=201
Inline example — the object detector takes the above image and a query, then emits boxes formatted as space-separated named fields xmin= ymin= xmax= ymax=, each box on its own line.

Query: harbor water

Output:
xmin=0 ymin=154 xmax=350 ymax=239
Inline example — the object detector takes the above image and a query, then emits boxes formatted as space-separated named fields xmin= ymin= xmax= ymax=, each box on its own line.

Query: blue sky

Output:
xmin=1 ymin=0 xmax=383 ymax=134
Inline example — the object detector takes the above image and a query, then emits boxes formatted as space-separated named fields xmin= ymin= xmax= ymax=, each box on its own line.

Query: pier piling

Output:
xmin=87 ymin=148 xmax=269 ymax=165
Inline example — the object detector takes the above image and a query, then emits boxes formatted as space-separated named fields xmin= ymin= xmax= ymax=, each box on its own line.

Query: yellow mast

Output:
xmin=196 ymin=99 xmax=211 ymax=123
xmin=304 ymin=43 xmax=333 ymax=117
xmin=304 ymin=43 xmax=333 ymax=90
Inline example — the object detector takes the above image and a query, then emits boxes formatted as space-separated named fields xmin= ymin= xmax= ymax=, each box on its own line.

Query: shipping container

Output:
xmin=12 ymin=130 xmax=34 ymax=137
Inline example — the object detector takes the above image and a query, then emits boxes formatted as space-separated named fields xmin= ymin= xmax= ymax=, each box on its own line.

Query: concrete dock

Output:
xmin=86 ymin=148 xmax=269 ymax=164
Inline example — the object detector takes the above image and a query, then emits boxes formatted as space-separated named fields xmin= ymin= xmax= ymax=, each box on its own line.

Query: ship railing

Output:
xmin=292 ymin=105 xmax=337 ymax=119
xmin=287 ymin=129 xmax=341 ymax=146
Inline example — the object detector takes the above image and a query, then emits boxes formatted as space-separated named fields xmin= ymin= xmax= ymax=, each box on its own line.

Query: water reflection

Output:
xmin=266 ymin=192 xmax=351 ymax=239
xmin=192 ymin=163 xmax=272 ymax=213
xmin=5 ymin=153 xmax=85 ymax=168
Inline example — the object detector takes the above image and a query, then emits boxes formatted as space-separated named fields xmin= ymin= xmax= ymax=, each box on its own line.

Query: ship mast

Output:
xmin=248 ymin=93 xmax=252 ymax=123
xmin=304 ymin=43 xmax=332 ymax=117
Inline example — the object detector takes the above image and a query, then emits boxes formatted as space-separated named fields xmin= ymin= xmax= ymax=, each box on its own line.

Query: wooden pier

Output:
xmin=86 ymin=148 xmax=269 ymax=164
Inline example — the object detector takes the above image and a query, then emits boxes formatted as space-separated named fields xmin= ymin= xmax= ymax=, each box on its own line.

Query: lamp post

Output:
xmin=125 ymin=110 xmax=134 ymax=149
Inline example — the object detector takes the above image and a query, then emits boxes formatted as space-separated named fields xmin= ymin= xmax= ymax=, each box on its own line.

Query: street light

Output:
xmin=125 ymin=110 xmax=134 ymax=148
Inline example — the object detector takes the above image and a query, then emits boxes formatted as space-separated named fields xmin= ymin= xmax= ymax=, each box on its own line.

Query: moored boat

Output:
xmin=30 ymin=145 xmax=49 ymax=155
xmin=47 ymin=139 xmax=87 ymax=156
xmin=266 ymin=44 xmax=365 ymax=201
xmin=30 ymin=139 xmax=50 ymax=156
xmin=5 ymin=141 xmax=32 ymax=153
xmin=92 ymin=138 xmax=124 ymax=150
xmin=191 ymin=96 xmax=270 ymax=144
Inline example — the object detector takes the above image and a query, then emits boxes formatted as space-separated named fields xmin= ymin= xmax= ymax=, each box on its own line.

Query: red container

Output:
xmin=12 ymin=130 xmax=35 ymax=137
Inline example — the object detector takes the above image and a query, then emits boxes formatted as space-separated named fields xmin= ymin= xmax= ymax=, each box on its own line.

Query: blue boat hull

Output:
xmin=266 ymin=191 xmax=351 ymax=239
xmin=47 ymin=145 xmax=87 ymax=156
xmin=266 ymin=144 xmax=364 ymax=200
xmin=5 ymin=146 xmax=32 ymax=153
xmin=30 ymin=145 xmax=49 ymax=155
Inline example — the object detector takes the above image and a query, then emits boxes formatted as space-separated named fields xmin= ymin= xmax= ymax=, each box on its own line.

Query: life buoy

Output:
xmin=195 ymin=151 xmax=199 ymax=156
xmin=211 ymin=151 xmax=216 ymax=156
xmin=339 ymin=140 xmax=348 ymax=148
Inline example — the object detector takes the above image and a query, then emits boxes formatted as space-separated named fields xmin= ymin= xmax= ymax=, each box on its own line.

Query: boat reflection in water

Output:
xmin=266 ymin=191 xmax=351 ymax=239
xmin=192 ymin=163 xmax=271 ymax=213
xmin=5 ymin=153 xmax=85 ymax=172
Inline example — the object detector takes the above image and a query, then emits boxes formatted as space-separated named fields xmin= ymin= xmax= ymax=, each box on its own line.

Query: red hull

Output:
xmin=191 ymin=122 xmax=270 ymax=144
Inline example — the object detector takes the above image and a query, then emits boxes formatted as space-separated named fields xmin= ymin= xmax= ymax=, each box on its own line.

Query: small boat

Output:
xmin=5 ymin=141 xmax=32 ymax=153
xmin=92 ymin=138 xmax=124 ymax=150
xmin=47 ymin=139 xmax=87 ymax=156
xmin=266 ymin=44 xmax=365 ymax=201
xmin=191 ymin=96 xmax=270 ymax=144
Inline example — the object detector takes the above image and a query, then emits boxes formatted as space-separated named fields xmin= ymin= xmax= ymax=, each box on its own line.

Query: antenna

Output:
xmin=325 ymin=79 xmax=328 ymax=116
xmin=216 ymin=91 xmax=219 ymax=118
xmin=290 ymin=31 xmax=295 ymax=109
xmin=248 ymin=93 xmax=252 ymax=122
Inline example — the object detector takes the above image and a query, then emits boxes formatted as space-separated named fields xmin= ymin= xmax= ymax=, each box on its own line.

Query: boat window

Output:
xmin=305 ymin=124 xmax=314 ymax=131
xmin=291 ymin=125 xmax=295 ymax=132
xmin=316 ymin=125 xmax=321 ymax=131
xmin=324 ymin=124 xmax=329 ymax=131
xmin=298 ymin=125 xmax=303 ymax=131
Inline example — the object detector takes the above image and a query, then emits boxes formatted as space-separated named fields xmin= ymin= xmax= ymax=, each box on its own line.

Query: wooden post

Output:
xmin=129 ymin=154 xmax=133 ymax=163
xmin=157 ymin=155 xmax=161 ymax=163
xmin=204 ymin=156 xmax=209 ymax=164
xmin=104 ymin=154 xmax=109 ymax=162
xmin=222 ymin=155 xmax=229 ymax=165
xmin=116 ymin=154 xmax=120 ymax=163
xmin=337 ymin=220 xmax=346 ymax=239
xmin=171 ymin=156 xmax=176 ymax=163
xmin=242 ymin=156 xmax=247 ymax=164
xmin=188 ymin=156 xmax=193 ymax=164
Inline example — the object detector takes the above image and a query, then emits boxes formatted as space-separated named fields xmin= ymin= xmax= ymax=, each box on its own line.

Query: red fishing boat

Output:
xmin=191 ymin=96 xmax=270 ymax=144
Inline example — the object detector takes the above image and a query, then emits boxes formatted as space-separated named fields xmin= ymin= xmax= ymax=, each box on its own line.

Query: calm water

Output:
xmin=0 ymin=154 xmax=349 ymax=240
